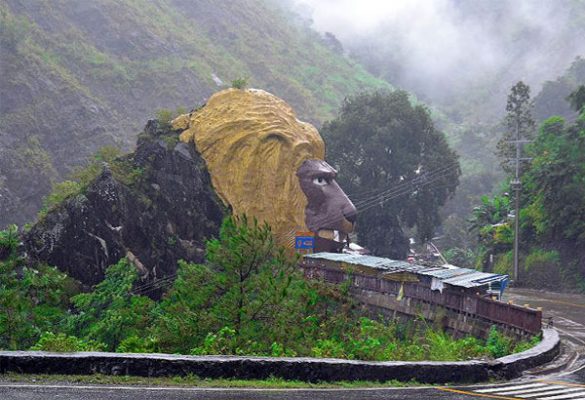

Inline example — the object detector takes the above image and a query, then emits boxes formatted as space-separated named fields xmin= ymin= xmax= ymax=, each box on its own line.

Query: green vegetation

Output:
xmin=466 ymin=86 xmax=585 ymax=290
xmin=496 ymin=81 xmax=536 ymax=175
xmin=155 ymin=107 xmax=187 ymax=131
xmin=37 ymin=146 xmax=142 ymax=219
xmin=231 ymin=77 xmax=249 ymax=89
xmin=0 ymin=225 xmax=75 ymax=350
xmin=0 ymin=219 xmax=537 ymax=360
xmin=65 ymin=258 xmax=156 ymax=351
xmin=322 ymin=90 xmax=461 ymax=259
xmin=0 ymin=372 xmax=423 ymax=388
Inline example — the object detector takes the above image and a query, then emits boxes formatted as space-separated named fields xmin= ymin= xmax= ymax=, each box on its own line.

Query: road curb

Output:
xmin=491 ymin=328 xmax=560 ymax=380
xmin=0 ymin=329 xmax=560 ymax=383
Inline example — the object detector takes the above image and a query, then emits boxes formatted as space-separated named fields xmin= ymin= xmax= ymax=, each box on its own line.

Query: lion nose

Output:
xmin=343 ymin=202 xmax=357 ymax=224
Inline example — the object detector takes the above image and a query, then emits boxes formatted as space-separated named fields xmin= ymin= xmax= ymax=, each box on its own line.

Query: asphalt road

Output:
xmin=1 ymin=288 xmax=584 ymax=400
xmin=2 ymin=381 xmax=585 ymax=400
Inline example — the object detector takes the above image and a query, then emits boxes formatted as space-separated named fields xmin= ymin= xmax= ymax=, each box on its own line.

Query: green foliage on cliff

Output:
xmin=37 ymin=146 xmax=142 ymax=220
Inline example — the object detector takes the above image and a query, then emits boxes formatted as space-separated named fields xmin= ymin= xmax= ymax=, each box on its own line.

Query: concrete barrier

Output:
xmin=0 ymin=329 xmax=560 ymax=383
xmin=493 ymin=328 xmax=560 ymax=379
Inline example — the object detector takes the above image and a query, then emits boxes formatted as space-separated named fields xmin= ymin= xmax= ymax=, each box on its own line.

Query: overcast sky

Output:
xmin=292 ymin=0 xmax=584 ymax=104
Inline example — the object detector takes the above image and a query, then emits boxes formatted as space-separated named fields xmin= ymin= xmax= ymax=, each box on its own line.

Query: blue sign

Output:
xmin=295 ymin=236 xmax=315 ymax=249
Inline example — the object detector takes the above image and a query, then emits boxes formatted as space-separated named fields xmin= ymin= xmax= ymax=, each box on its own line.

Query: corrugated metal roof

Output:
xmin=304 ymin=252 xmax=508 ymax=289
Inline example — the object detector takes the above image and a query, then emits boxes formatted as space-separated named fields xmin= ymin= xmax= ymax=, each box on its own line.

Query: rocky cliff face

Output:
xmin=23 ymin=120 xmax=224 ymax=288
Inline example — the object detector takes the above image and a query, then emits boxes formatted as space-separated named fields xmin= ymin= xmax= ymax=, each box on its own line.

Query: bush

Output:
xmin=231 ymin=77 xmax=248 ymax=89
xmin=486 ymin=326 xmax=513 ymax=358
xmin=523 ymin=249 xmax=561 ymax=287
xmin=30 ymin=332 xmax=105 ymax=352
xmin=65 ymin=258 xmax=155 ymax=351
xmin=116 ymin=335 xmax=158 ymax=353
xmin=156 ymin=109 xmax=174 ymax=130
xmin=493 ymin=250 xmax=513 ymax=275
xmin=0 ymin=224 xmax=19 ymax=260
xmin=191 ymin=327 xmax=237 ymax=355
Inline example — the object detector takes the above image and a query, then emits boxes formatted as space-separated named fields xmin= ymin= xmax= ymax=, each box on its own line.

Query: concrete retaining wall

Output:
xmin=0 ymin=329 xmax=560 ymax=383
xmin=301 ymin=262 xmax=542 ymax=341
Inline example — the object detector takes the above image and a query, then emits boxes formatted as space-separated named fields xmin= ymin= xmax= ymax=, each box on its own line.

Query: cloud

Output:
xmin=293 ymin=0 xmax=585 ymax=106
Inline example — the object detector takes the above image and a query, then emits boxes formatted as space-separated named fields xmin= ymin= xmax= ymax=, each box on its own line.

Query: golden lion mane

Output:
xmin=172 ymin=88 xmax=325 ymax=246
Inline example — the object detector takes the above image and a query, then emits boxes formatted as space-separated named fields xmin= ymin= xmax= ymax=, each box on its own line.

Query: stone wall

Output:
xmin=0 ymin=330 xmax=560 ymax=383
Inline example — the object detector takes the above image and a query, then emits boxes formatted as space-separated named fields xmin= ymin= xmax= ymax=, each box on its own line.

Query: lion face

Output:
xmin=173 ymin=88 xmax=355 ymax=250
xmin=296 ymin=160 xmax=356 ymax=242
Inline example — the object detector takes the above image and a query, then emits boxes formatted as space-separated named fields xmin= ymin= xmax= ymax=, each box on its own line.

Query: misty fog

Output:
xmin=293 ymin=0 xmax=585 ymax=117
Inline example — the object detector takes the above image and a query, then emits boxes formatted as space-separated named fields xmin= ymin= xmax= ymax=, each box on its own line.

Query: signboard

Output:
xmin=295 ymin=236 xmax=315 ymax=249
xmin=295 ymin=232 xmax=315 ymax=250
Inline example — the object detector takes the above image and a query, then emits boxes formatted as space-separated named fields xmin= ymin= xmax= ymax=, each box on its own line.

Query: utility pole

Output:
xmin=501 ymin=81 xmax=535 ymax=284
xmin=512 ymin=120 xmax=521 ymax=282
xmin=510 ymin=134 xmax=531 ymax=283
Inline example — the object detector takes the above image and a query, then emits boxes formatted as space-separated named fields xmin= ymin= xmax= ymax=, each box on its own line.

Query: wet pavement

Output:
xmin=505 ymin=287 xmax=585 ymax=385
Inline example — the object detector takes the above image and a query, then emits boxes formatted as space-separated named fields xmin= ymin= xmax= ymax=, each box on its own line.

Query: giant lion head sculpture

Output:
xmin=172 ymin=88 xmax=356 ymax=250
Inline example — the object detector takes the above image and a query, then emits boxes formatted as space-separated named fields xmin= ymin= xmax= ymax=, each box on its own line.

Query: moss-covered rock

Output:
xmin=24 ymin=120 xmax=224 ymax=291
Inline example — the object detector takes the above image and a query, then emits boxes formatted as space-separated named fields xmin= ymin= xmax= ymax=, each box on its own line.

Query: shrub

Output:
xmin=65 ymin=258 xmax=155 ymax=351
xmin=486 ymin=326 xmax=513 ymax=358
xmin=156 ymin=108 xmax=174 ymax=130
xmin=493 ymin=251 xmax=513 ymax=275
xmin=30 ymin=332 xmax=105 ymax=352
xmin=117 ymin=335 xmax=158 ymax=353
xmin=191 ymin=327 xmax=237 ymax=355
xmin=0 ymin=224 xmax=19 ymax=260
xmin=231 ymin=77 xmax=248 ymax=89
xmin=523 ymin=249 xmax=561 ymax=287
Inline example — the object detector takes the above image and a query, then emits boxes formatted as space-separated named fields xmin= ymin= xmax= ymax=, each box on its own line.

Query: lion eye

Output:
xmin=313 ymin=177 xmax=328 ymax=186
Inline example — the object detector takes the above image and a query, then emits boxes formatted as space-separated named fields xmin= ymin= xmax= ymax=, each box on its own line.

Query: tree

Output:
xmin=496 ymin=81 xmax=536 ymax=174
xmin=153 ymin=216 xmax=311 ymax=355
xmin=523 ymin=116 xmax=585 ymax=246
xmin=65 ymin=258 xmax=155 ymax=351
xmin=322 ymin=90 xmax=460 ymax=258
xmin=567 ymin=85 xmax=585 ymax=113
xmin=0 ymin=225 xmax=71 ymax=350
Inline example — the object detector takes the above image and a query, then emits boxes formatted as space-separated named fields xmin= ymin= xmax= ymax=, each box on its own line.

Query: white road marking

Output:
xmin=476 ymin=383 xmax=550 ymax=393
xmin=472 ymin=382 xmax=585 ymax=400
xmin=518 ymin=388 xmax=584 ymax=398
xmin=496 ymin=385 xmax=565 ymax=395
xmin=535 ymin=392 xmax=585 ymax=400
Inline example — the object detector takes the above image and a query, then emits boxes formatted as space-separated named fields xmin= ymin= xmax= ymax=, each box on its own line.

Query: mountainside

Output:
xmin=0 ymin=0 xmax=388 ymax=228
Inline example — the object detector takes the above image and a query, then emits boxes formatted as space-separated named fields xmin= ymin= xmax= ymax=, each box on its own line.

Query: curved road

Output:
xmin=1 ymin=288 xmax=584 ymax=400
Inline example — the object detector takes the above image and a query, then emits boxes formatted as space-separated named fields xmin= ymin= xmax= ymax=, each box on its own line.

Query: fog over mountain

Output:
xmin=293 ymin=0 xmax=585 ymax=118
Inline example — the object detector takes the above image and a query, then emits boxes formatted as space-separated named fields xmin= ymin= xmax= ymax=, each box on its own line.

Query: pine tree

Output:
xmin=496 ymin=81 xmax=536 ymax=175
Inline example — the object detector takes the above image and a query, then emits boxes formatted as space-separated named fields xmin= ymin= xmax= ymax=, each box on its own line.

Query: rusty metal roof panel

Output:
xmin=420 ymin=268 xmax=476 ymax=279
xmin=442 ymin=272 xmax=506 ymax=288
xmin=306 ymin=253 xmax=410 ymax=271
xmin=304 ymin=252 xmax=508 ymax=288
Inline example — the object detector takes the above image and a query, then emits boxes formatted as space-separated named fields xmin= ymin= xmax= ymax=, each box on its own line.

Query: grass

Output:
xmin=0 ymin=372 xmax=424 ymax=389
